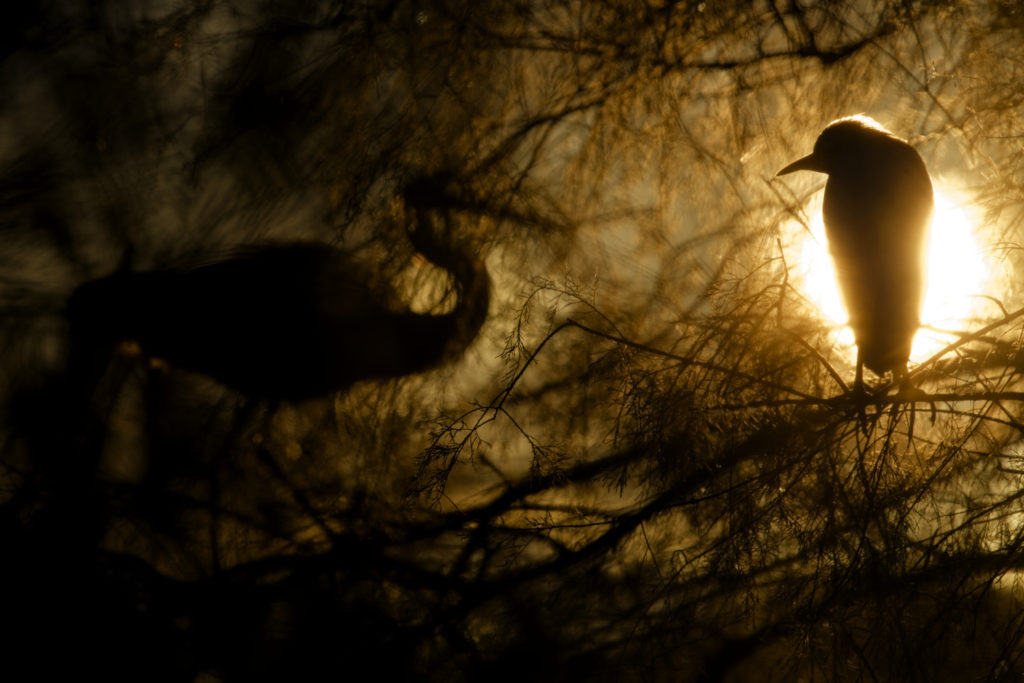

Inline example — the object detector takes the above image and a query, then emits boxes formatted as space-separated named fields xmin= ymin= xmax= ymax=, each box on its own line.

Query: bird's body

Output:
xmin=68 ymin=222 xmax=489 ymax=400
xmin=779 ymin=116 xmax=933 ymax=381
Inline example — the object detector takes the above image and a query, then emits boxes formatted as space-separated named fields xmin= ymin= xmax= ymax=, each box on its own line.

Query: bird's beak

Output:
xmin=777 ymin=153 xmax=823 ymax=176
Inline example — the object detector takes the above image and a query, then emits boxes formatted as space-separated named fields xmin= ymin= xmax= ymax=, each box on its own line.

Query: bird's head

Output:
xmin=777 ymin=115 xmax=893 ymax=177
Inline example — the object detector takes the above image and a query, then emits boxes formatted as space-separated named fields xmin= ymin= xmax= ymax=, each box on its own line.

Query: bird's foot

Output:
xmin=894 ymin=384 xmax=929 ymax=403
xmin=848 ymin=379 xmax=873 ymax=433
xmin=894 ymin=377 xmax=936 ymax=427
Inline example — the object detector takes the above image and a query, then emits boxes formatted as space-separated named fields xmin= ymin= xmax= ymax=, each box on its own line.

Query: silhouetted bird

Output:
xmin=778 ymin=116 xmax=934 ymax=388
xmin=67 ymin=203 xmax=489 ymax=401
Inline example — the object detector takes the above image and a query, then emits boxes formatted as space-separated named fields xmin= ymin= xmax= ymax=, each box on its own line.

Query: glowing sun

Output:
xmin=794 ymin=186 xmax=992 ymax=365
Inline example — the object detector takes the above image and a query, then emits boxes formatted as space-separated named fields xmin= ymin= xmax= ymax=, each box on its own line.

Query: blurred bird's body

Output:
xmin=68 ymin=232 xmax=489 ymax=401
xmin=779 ymin=116 xmax=934 ymax=383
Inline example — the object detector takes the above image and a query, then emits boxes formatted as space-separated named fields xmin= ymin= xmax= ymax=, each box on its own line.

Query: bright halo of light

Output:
xmin=915 ymin=190 xmax=988 ymax=358
xmin=791 ymin=186 xmax=989 ymax=365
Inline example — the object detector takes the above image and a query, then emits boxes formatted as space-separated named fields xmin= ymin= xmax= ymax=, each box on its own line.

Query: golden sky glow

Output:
xmin=792 ymin=185 xmax=998 ymax=366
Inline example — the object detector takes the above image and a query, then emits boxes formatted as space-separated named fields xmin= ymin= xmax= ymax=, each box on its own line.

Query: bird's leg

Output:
xmin=895 ymin=367 xmax=916 ymax=441
xmin=894 ymin=364 xmax=935 ymax=426
xmin=892 ymin=364 xmax=934 ymax=441
xmin=853 ymin=354 xmax=865 ymax=398
xmin=894 ymin=364 xmax=926 ymax=401
xmin=897 ymin=366 xmax=912 ymax=395
xmin=853 ymin=354 xmax=869 ymax=431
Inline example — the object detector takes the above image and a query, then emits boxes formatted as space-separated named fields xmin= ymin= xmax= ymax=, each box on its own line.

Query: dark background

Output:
xmin=3 ymin=1 xmax=1024 ymax=681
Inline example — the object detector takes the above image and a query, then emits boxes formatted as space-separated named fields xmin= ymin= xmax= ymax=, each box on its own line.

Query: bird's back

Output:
xmin=822 ymin=135 xmax=933 ymax=375
xmin=69 ymin=244 xmax=410 ymax=399
xmin=68 ymin=239 xmax=489 ymax=400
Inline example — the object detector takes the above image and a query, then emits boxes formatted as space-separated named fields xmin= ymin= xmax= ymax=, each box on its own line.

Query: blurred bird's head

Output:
xmin=777 ymin=115 xmax=895 ymax=177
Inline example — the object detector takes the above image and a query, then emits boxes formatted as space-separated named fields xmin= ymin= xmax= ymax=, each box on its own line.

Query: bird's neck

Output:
xmin=409 ymin=219 xmax=490 ymax=361
xmin=433 ymin=245 xmax=491 ymax=360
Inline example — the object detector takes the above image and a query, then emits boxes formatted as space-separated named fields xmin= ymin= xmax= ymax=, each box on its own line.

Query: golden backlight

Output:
xmin=793 ymin=186 xmax=993 ymax=366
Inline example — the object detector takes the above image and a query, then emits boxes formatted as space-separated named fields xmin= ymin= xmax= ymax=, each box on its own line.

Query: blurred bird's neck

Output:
xmin=408 ymin=218 xmax=490 ymax=360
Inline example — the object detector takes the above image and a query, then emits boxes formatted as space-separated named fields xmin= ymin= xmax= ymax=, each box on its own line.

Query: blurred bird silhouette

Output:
xmin=778 ymin=116 xmax=934 ymax=389
xmin=67 ymin=189 xmax=490 ymax=401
